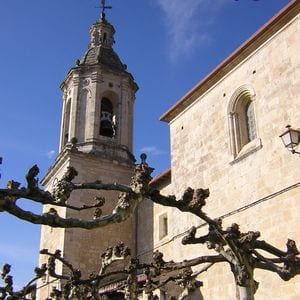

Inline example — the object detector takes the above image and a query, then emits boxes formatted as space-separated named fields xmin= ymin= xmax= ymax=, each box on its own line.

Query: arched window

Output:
xmin=228 ymin=86 xmax=261 ymax=160
xmin=100 ymin=97 xmax=115 ymax=138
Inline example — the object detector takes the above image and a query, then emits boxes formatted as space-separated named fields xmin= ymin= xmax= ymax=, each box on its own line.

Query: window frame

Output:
xmin=158 ymin=212 xmax=168 ymax=240
xmin=228 ymin=85 xmax=262 ymax=162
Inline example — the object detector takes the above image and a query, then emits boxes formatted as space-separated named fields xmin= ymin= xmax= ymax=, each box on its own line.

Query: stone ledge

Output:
xmin=230 ymin=137 xmax=263 ymax=164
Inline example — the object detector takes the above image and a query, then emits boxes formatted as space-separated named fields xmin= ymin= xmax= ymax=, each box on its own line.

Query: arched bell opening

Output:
xmin=100 ymin=97 xmax=115 ymax=138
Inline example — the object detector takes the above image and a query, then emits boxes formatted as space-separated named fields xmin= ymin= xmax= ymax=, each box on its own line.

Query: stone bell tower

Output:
xmin=59 ymin=11 xmax=137 ymax=159
xmin=37 ymin=8 xmax=138 ymax=299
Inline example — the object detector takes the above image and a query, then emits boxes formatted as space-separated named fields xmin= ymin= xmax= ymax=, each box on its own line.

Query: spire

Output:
xmin=90 ymin=0 xmax=114 ymax=49
xmin=99 ymin=0 xmax=112 ymax=21
xmin=76 ymin=0 xmax=130 ymax=72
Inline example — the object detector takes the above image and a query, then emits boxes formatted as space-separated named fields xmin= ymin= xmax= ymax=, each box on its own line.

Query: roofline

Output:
xmin=160 ymin=0 xmax=299 ymax=123
xmin=149 ymin=167 xmax=171 ymax=187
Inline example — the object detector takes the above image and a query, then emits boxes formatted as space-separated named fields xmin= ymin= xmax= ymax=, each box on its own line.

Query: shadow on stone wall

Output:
xmin=136 ymin=198 xmax=154 ymax=264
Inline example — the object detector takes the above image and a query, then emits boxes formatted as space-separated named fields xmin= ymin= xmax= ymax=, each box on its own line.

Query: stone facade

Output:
xmin=37 ymin=151 xmax=135 ymax=299
xmin=150 ymin=1 xmax=300 ymax=299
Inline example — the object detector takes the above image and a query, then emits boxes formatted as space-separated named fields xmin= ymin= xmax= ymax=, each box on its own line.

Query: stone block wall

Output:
xmin=37 ymin=151 xmax=134 ymax=299
xmin=152 ymin=12 xmax=300 ymax=300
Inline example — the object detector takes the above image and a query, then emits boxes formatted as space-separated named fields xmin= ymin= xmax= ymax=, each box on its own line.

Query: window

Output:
xmin=245 ymin=101 xmax=256 ymax=142
xmin=228 ymin=85 xmax=261 ymax=160
xmin=159 ymin=213 xmax=168 ymax=240
xmin=100 ymin=97 xmax=115 ymax=138
xmin=103 ymin=32 xmax=107 ymax=44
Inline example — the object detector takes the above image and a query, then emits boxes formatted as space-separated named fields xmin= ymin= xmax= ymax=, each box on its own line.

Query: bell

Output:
xmin=100 ymin=104 xmax=114 ymax=138
xmin=100 ymin=119 xmax=114 ymax=137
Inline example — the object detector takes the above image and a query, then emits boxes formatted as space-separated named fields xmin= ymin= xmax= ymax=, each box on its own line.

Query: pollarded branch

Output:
xmin=0 ymin=154 xmax=154 ymax=229
xmin=144 ymin=267 xmax=205 ymax=295
xmin=99 ymin=242 xmax=131 ymax=276
xmin=143 ymin=250 xmax=223 ymax=298
xmin=0 ymin=165 xmax=130 ymax=209
xmin=181 ymin=218 xmax=300 ymax=285
xmin=38 ymin=246 xmax=139 ymax=299
xmin=149 ymin=187 xmax=210 ymax=220
xmin=150 ymin=250 xmax=225 ymax=276
xmin=148 ymin=189 xmax=244 ymax=266
xmin=39 ymin=244 xmax=133 ymax=300
xmin=253 ymin=238 xmax=300 ymax=280
xmin=0 ymin=262 xmax=47 ymax=300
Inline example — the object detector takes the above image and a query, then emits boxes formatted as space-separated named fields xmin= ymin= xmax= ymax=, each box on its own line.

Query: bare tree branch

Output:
xmin=0 ymin=156 xmax=154 ymax=230
xmin=0 ymin=262 xmax=47 ymax=300
xmin=1 ymin=155 xmax=300 ymax=299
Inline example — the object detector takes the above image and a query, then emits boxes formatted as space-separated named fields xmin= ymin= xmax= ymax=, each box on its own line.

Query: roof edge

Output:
xmin=149 ymin=168 xmax=171 ymax=188
xmin=160 ymin=0 xmax=299 ymax=123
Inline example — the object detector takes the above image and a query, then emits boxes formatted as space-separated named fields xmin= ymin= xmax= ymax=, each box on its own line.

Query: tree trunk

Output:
xmin=178 ymin=288 xmax=204 ymax=300
xmin=232 ymin=262 xmax=256 ymax=300
xmin=236 ymin=285 xmax=255 ymax=300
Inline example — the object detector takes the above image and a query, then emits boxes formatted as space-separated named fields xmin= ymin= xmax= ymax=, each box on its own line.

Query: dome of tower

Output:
xmin=80 ymin=44 xmax=126 ymax=72
xmin=76 ymin=13 xmax=127 ymax=73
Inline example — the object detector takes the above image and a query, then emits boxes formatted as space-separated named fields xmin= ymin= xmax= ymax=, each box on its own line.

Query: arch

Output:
xmin=228 ymin=84 xmax=256 ymax=114
xmin=100 ymin=90 xmax=118 ymax=106
xmin=99 ymin=91 xmax=119 ymax=138
xmin=228 ymin=85 xmax=258 ymax=159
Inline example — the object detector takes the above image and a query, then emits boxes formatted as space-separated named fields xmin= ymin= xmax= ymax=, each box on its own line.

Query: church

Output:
xmin=38 ymin=0 xmax=300 ymax=299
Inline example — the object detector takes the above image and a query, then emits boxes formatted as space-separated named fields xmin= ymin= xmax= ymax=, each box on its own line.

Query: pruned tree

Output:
xmin=0 ymin=242 xmax=132 ymax=300
xmin=0 ymin=155 xmax=299 ymax=300
xmin=148 ymin=188 xmax=300 ymax=300
xmin=0 ymin=154 xmax=153 ymax=229
xmin=0 ymin=262 xmax=46 ymax=300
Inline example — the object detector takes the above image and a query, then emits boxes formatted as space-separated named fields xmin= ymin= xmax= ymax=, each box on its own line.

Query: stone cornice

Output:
xmin=60 ymin=65 xmax=138 ymax=92
xmin=41 ymin=148 xmax=71 ymax=186
xmin=91 ymin=71 xmax=104 ymax=83
xmin=41 ymin=145 xmax=135 ymax=187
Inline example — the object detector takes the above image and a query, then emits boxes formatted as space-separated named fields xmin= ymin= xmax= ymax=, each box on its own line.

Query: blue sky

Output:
xmin=0 ymin=0 xmax=289 ymax=289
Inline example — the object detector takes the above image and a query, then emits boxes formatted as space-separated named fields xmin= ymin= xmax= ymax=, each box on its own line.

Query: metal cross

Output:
xmin=100 ymin=0 xmax=112 ymax=14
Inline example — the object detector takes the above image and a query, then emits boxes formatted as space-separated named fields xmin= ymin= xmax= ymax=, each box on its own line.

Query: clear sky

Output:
xmin=0 ymin=0 xmax=290 ymax=289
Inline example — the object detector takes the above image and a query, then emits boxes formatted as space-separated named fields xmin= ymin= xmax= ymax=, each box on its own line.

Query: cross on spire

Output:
xmin=100 ymin=0 xmax=112 ymax=15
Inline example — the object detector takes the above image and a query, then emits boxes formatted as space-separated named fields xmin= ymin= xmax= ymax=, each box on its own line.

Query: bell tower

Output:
xmin=59 ymin=10 xmax=137 ymax=162
xmin=38 ymin=7 xmax=138 ymax=299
